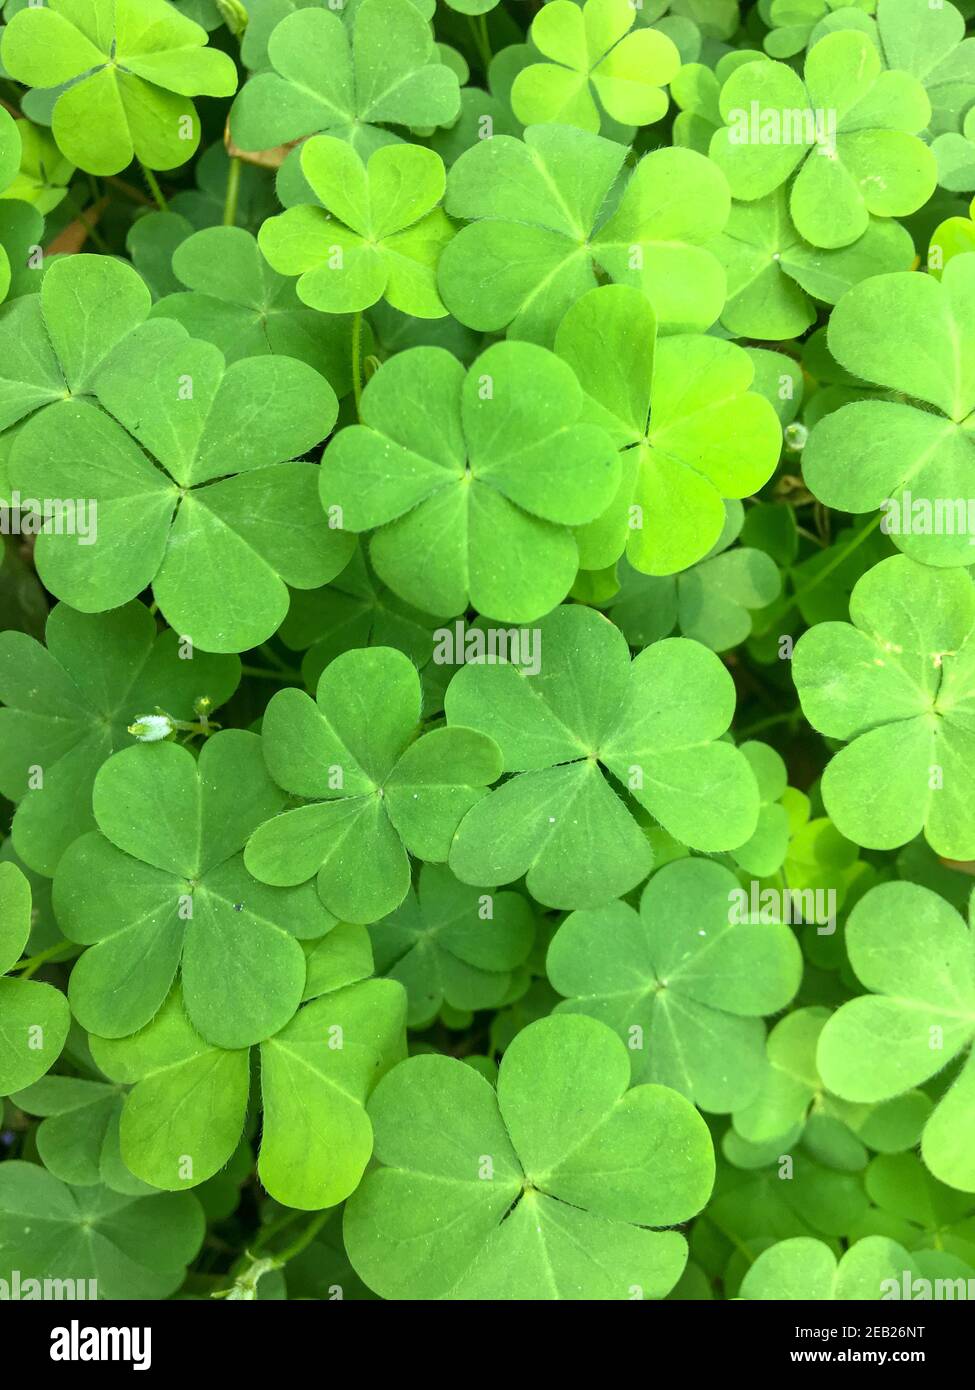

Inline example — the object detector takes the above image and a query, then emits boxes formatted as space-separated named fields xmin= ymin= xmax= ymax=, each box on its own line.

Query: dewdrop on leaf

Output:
xmin=128 ymin=713 xmax=175 ymax=743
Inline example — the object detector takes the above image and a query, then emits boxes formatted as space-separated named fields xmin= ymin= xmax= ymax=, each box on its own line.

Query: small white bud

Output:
xmin=128 ymin=714 xmax=175 ymax=742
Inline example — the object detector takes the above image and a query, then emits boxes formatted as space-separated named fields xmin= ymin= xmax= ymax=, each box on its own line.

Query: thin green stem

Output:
xmin=273 ymin=1210 xmax=329 ymax=1265
xmin=10 ymin=942 xmax=78 ymax=979
xmin=251 ymin=1209 xmax=303 ymax=1255
xmin=468 ymin=14 xmax=492 ymax=71
xmin=140 ymin=163 xmax=168 ymax=213
xmin=736 ymin=708 xmax=803 ymax=740
xmin=258 ymin=643 xmax=291 ymax=673
xmin=351 ymin=309 xmax=363 ymax=418
xmin=789 ymin=513 xmax=882 ymax=608
xmin=240 ymin=664 xmax=301 ymax=683
xmin=223 ymin=156 xmax=242 ymax=227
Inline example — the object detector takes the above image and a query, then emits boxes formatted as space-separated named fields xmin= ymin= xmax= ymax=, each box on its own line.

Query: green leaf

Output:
xmin=511 ymin=0 xmax=680 ymax=134
xmin=370 ymin=863 xmax=535 ymax=1027
xmin=0 ymin=862 xmax=69 ymax=1094
xmin=710 ymin=31 xmax=936 ymax=248
xmin=446 ymin=603 xmax=760 ymax=908
xmin=259 ymin=138 xmax=453 ymax=317
xmin=0 ymin=0 xmax=238 ymax=174
xmin=245 ymin=646 xmax=502 ymax=922
xmin=344 ymin=1014 xmax=714 ymax=1299
xmin=548 ymin=857 xmax=802 ymax=1110
xmin=230 ymin=0 xmax=459 ymax=157
xmin=91 ymin=958 xmax=407 ymax=1208
xmin=439 ymin=125 xmax=730 ymax=344
xmin=8 ymin=317 xmax=352 ymax=652
xmin=793 ymin=554 xmax=975 ymax=857
xmin=54 ymin=731 xmax=330 ymax=1047
xmin=0 ymin=1161 xmax=205 ymax=1298
xmin=554 ymin=285 xmax=782 ymax=574
xmin=818 ymin=880 xmax=975 ymax=1191
xmin=320 ymin=340 xmax=620 ymax=618
xmin=804 ymin=256 xmax=975 ymax=565
xmin=740 ymin=1234 xmax=921 ymax=1299
xmin=0 ymin=600 xmax=239 ymax=875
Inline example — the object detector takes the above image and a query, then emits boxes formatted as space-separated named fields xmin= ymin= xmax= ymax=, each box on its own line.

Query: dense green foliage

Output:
xmin=2 ymin=0 xmax=975 ymax=1304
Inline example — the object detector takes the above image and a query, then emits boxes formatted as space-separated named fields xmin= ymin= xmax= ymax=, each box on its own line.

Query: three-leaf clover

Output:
xmin=547 ymin=858 xmax=802 ymax=1111
xmin=0 ymin=600 xmax=239 ymax=876
xmin=0 ymin=0 xmax=238 ymax=174
xmin=709 ymin=30 xmax=937 ymax=248
xmin=151 ymin=225 xmax=359 ymax=392
xmin=438 ymin=124 xmax=731 ymax=344
xmin=53 ymin=731 xmax=335 ymax=1047
xmin=244 ymin=646 xmax=503 ymax=922
xmin=0 ymin=863 xmax=69 ymax=1095
xmin=319 ymin=340 xmax=620 ymax=619
xmin=803 ymin=257 xmax=975 ymax=566
xmin=554 ymin=284 xmax=781 ymax=575
xmin=818 ymin=880 xmax=975 ymax=1192
xmin=90 ymin=953 xmax=407 ymax=1208
xmin=0 ymin=1161 xmax=205 ymax=1298
xmin=510 ymin=0 xmax=681 ymax=134
xmin=229 ymin=0 xmax=460 ymax=157
xmin=11 ymin=1074 xmax=153 ymax=1195
xmin=445 ymin=603 xmax=760 ymax=910
xmin=370 ymin=863 xmax=535 ymax=1027
xmin=711 ymin=185 xmax=914 ymax=339
xmin=258 ymin=137 xmax=452 ymax=317
xmin=343 ymin=1014 xmax=715 ymax=1299
xmin=7 ymin=312 xmax=352 ymax=653
xmin=793 ymin=555 xmax=975 ymax=858
xmin=603 ymin=510 xmax=782 ymax=653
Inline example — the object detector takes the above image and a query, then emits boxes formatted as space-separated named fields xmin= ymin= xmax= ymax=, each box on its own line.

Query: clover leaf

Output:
xmin=710 ymin=30 xmax=937 ymax=248
xmin=739 ymin=1234 xmax=920 ymax=1299
xmin=1 ymin=116 xmax=74 ymax=215
xmin=245 ymin=646 xmax=502 ymax=922
xmin=0 ymin=862 xmax=69 ymax=1095
xmin=90 ymin=956 xmax=407 ymax=1208
xmin=229 ymin=0 xmax=460 ymax=157
xmin=818 ymin=880 xmax=975 ymax=1192
xmin=319 ymin=340 xmax=620 ymax=619
xmin=445 ymin=603 xmax=760 ymax=909
xmin=548 ymin=858 xmax=802 ymax=1111
xmin=0 ymin=254 xmax=151 ymax=444
xmin=0 ymin=0 xmax=238 ymax=174
xmin=258 ymin=136 xmax=452 ymax=317
xmin=151 ymin=225 xmax=359 ymax=392
xmin=712 ymin=185 xmax=914 ymax=339
xmin=0 ymin=601 xmax=239 ymax=876
xmin=11 ymin=1074 xmax=153 ymax=1194
xmin=603 ymin=519 xmax=782 ymax=652
xmin=793 ymin=555 xmax=975 ymax=858
xmin=7 ymin=313 xmax=352 ymax=653
xmin=0 ymin=1161 xmax=204 ymax=1298
xmin=0 ymin=107 xmax=43 ymax=307
xmin=343 ymin=1013 xmax=715 ymax=1299
xmin=279 ymin=547 xmax=437 ymax=690
xmin=370 ymin=862 xmax=535 ymax=1027
xmin=803 ymin=257 xmax=975 ymax=566
xmin=439 ymin=124 xmax=731 ymax=344
xmin=53 ymin=731 xmax=336 ymax=1047
xmin=510 ymin=0 xmax=681 ymax=134
xmin=554 ymin=285 xmax=781 ymax=575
